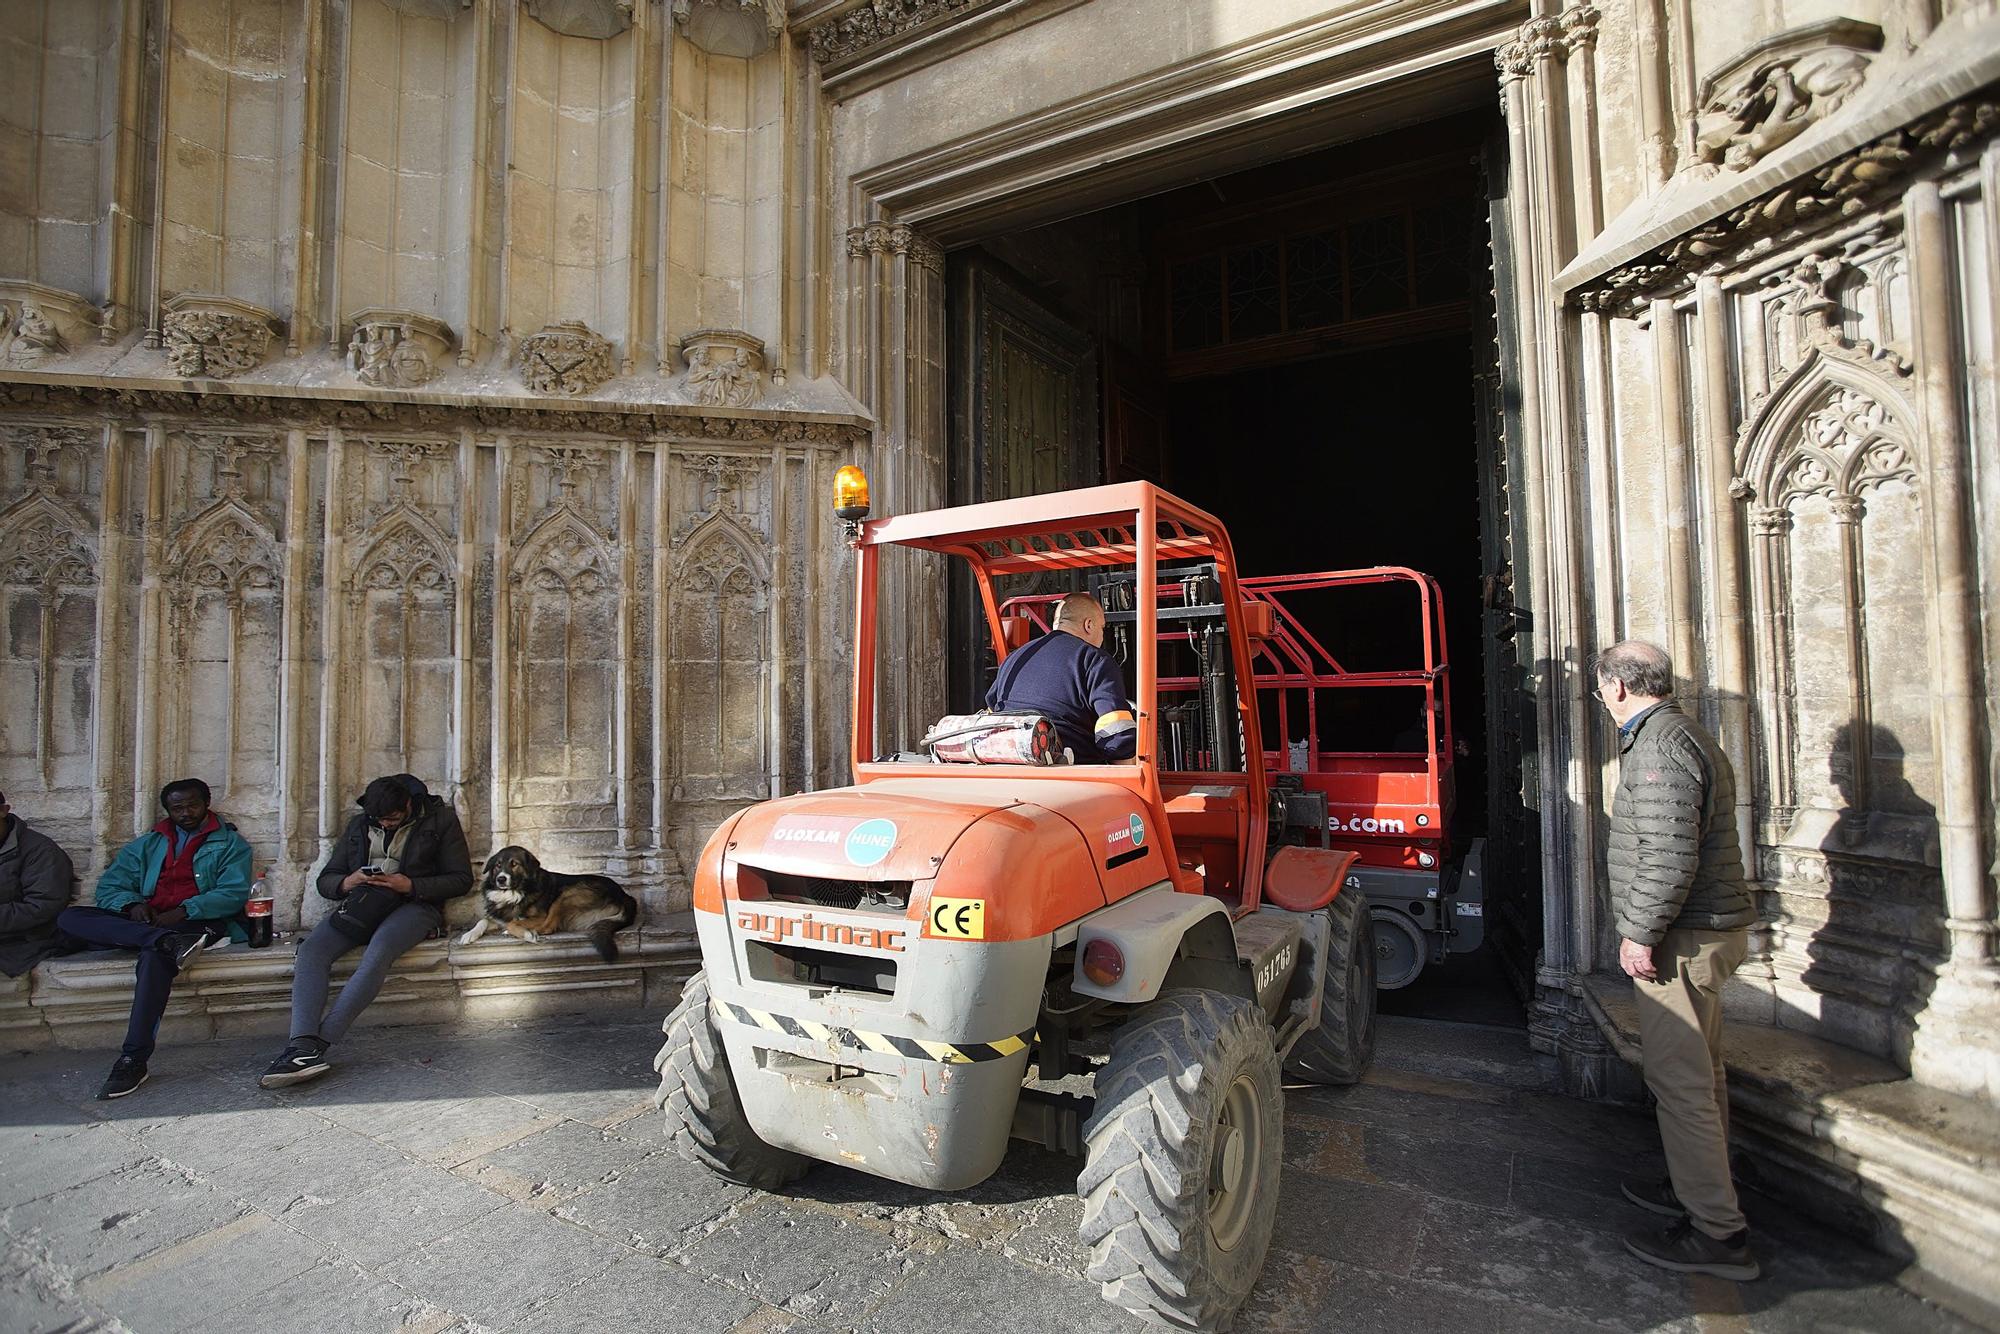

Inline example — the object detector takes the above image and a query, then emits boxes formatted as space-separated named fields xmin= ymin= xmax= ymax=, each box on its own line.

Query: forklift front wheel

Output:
xmin=653 ymin=971 xmax=810 ymax=1191
xmin=1079 ymin=989 xmax=1283 ymax=1329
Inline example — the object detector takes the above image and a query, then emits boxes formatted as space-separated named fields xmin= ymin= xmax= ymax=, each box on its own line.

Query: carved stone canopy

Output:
xmin=0 ymin=281 xmax=97 ymax=368
xmin=161 ymin=293 xmax=280 ymax=381
xmin=519 ymin=320 xmax=616 ymax=396
xmin=382 ymin=0 xmax=469 ymax=18
xmin=522 ymin=0 xmax=632 ymax=39
xmin=672 ymin=0 xmax=782 ymax=57
xmin=678 ymin=328 xmax=766 ymax=408
xmin=1694 ymin=19 xmax=1883 ymax=171
xmin=347 ymin=308 xmax=455 ymax=389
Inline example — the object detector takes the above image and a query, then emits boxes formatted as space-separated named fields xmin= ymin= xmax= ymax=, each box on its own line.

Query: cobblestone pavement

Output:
xmin=1 ymin=1010 xmax=1977 ymax=1333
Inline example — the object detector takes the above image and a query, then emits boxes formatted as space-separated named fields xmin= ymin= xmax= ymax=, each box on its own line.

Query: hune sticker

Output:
xmin=844 ymin=818 xmax=898 ymax=867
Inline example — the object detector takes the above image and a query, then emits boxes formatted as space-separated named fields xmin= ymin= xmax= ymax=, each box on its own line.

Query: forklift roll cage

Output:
xmin=849 ymin=480 xmax=1276 ymax=913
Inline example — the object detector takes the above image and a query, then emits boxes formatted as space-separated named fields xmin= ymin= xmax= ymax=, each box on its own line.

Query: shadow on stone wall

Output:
xmin=1799 ymin=720 xmax=1941 ymax=1074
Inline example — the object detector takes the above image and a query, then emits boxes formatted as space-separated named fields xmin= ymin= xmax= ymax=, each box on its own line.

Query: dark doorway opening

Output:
xmin=945 ymin=111 xmax=1530 ymax=1023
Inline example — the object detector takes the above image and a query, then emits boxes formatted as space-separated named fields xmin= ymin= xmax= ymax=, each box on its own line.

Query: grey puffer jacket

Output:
xmin=1607 ymin=702 xmax=1757 ymax=947
xmin=0 ymin=816 xmax=75 ymax=977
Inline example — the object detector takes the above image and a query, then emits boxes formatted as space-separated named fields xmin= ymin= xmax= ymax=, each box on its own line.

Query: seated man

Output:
xmin=0 ymin=788 xmax=76 ymax=979
xmin=55 ymin=779 xmax=252 ymax=1099
xmin=260 ymin=773 xmax=471 ymax=1088
xmin=986 ymin=592 xmax=1137 ymax=763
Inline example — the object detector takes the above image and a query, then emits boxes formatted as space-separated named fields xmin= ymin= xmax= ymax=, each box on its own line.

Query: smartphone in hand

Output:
xmin=360 ymin=864 xmax=384 ymax=877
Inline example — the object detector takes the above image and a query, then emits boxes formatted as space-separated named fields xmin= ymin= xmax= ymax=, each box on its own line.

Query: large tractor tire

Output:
xmin=653 ymin=971 xmax=809 ymax=1191
xmin=1079 ymin=990 xmax=1283 ymax=1330
xmin=1283 ymin=885 xmax=1378 ymax=1084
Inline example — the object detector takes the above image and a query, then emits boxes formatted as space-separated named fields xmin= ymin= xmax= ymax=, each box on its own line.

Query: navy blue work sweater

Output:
xmin=985 ymin=630 xmax=1136 ymax=763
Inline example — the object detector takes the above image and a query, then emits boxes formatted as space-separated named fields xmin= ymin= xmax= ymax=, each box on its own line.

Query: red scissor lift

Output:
xmin=1000 ymin=566 xmax=1485 ymax=989
xmin=1237 ymin=569 xmax=1485 ymax=990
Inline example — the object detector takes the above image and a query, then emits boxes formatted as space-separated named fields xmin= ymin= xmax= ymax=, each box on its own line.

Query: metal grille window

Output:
xmin=1284 ymin=230 xmax=1342 ymax=329
xmin=1345 ymin=213 xmax=1410 ymax=319
xmin=1169 ymin=255 xmax=1224 ymax=351
xmin=1226 ymin=240 xmax=1282 ymax=340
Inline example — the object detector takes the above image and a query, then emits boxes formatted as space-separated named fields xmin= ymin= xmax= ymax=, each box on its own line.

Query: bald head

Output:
xmin=1054 ymin=592 xmax=1107 ymax=648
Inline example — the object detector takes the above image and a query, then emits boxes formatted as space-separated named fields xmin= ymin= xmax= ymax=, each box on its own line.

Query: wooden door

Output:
xmin=946 ymin=254 xmax=1101 ymax=710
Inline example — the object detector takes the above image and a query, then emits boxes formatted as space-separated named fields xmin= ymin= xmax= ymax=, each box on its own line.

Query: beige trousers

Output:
xmin=1632 ymin=926 xmax=1750 ymax=1238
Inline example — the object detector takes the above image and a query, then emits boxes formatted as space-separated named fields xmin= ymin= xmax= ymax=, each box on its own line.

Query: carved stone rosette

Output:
xmin=671 ymin=0 xmax=782 ymax=57
xmin=518 ymin=320 xmax=616 ymax=397
xmin=0 ymin=281 xmax=98 ymax=368
xmin=678 ymin=328 xmax=766 ymax=408
xmin=346 ymin=308 xmax=455 ymax=389
xmin=161 ymin=293 xmax=280 ymax=380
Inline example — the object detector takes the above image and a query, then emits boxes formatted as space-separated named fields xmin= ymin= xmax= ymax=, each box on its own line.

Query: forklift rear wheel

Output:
xmin=1283 ymin=884 xmax=1379 ymax=1084
xmin=1079 ymin=989 xmax=1283 ymax=1329
xmin=653 ymin=970 xmax=810 ymax=1191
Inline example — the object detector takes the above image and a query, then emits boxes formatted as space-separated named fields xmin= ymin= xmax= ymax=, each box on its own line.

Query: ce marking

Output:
xmin=928 ymin=897 xmax=986 ymax=940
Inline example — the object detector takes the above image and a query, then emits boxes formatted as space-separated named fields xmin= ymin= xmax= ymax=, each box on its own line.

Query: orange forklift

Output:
xmin=655 ymin=476 xmax=1376 ymax=1330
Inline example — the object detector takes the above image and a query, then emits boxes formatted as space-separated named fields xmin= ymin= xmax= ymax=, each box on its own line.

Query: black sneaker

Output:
xmin=1625 ymin=1216 xmax=1760 ymax=1281
xmin=97 ymin=1056 xmax=149 ymax=1100
xmin=162 ymin=929 xmax=212 ymax=969
xmin=1621 ymin=1176 xmax=1683 ymax=1218
xmin=259 ymin=1036 xmax=330 ymax=1088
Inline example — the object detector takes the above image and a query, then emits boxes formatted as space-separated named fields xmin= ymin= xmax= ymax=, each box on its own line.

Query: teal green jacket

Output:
xmin=95 ymin=820 xmax=255 ymax=943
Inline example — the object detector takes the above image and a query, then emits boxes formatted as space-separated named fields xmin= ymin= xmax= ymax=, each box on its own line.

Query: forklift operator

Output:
xmin=986 ymin=592 xmax=1137 ymax=763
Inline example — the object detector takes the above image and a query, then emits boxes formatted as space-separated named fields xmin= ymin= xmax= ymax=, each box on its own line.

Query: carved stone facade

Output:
xmin=2 ymin=0 xmax=1998 ymax=1308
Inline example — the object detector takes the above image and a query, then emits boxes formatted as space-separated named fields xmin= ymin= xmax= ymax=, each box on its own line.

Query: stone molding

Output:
xmin=0 ymin=382 xmax=868 ymax=446
xmin=1694 ymin=20 xmax=1884 ymax=172
xmin=844 ymin=221 xmax=945 ymax=273
xmin=346 ymin=308 xmax=456 ymax=389
xmin=522 ymin=0 xmax=633 ymax=39
xmin=161 ymin=293 xmax=281 ymax=380
xmin=518 ymin=320 xmax=617 ymax=396
xmin=0 ymin=925 xmax=701 ymax=1053
xmin=678 ymin=328 xmax=767 ymax=407
xmin=0 ymin=282 xmax=98 ymax=367
xmin=1572 ymin=92 xmax=2000 ymax=310
xmin=805 ymin=0 xmax=1001 ymax=66
xmin=672 ymin=0 xmax=783 ymax=56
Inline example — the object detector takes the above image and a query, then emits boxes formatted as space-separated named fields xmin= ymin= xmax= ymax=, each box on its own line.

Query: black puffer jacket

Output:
xmin=316 ymin=775 xmax=473 ymax=919
xmin=0 ymin=817 xmax=74 ymax=977
xmin=1607 ymin=703 xmax=1757 ymax=946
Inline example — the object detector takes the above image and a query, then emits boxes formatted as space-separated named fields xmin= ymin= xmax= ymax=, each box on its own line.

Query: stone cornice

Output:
xmin=803 ymin=0 xmax=1003 ymax=68
xmin=1570 ymin=89 xmax=2000 ymax=311
xmin=1 ymin=378 xmax=871 ymax=446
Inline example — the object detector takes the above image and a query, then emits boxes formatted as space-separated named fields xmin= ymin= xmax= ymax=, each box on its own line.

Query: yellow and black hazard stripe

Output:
xmin=712 ymin=999 xmax=1035 ymax=1065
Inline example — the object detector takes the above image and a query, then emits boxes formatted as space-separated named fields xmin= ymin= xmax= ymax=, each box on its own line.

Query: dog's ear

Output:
xmin=480 ymin=849 xmax=502 ymax=880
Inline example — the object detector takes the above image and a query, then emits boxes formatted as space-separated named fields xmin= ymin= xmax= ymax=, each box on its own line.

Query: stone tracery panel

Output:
xmin=671 ymin=515 xmax=770 ymax=801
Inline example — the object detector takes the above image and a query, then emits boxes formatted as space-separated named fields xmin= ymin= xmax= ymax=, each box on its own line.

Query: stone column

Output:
xmin=1695 ymin=275 xmax=1757 ymax=875
xmin=276 ymin=428 xmax=312 ymax=866
xmin=90 ymin=425 xmax=130 ymax=854
xmin=131 ymin=424 xmax=168 ymax=830
xmin=845 ymin=217 xmax=948 ymax=753
xmin=1905 ymin=179 xmax=2000 ymax=1099
xmin=1649 ymin=298 xmax=1699 ymax=685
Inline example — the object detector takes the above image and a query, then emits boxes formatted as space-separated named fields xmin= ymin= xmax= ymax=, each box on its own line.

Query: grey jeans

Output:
xmin=289 ymin=902 xmax=436 ymax=1043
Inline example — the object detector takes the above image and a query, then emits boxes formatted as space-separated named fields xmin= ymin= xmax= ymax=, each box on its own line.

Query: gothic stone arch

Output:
xmin=671 ymin=512 xmax=771 ymax=801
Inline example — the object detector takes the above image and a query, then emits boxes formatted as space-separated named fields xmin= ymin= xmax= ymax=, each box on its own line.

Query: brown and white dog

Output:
xmin=459 ymin=846 xmax=638 ymax=961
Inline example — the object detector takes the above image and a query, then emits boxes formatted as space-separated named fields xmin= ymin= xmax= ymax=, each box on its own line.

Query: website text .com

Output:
xmin=1328 ymin=815 xmax=1407 ymax=834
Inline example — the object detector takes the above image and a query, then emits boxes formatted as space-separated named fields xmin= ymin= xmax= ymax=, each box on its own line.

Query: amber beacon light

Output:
xmin=833 ymin=464 xmax=871 ymax=529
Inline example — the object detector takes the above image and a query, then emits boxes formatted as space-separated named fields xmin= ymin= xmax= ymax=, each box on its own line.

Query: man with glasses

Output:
xmin=1592 ymin=641 xmax=1759 ymax=1280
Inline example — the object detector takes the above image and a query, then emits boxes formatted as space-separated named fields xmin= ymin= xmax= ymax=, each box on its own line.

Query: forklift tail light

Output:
xmin=1082 ymin=938 xmax=1125 ymax=987
xmin=833 ymin=465 xmax=871 ymax=522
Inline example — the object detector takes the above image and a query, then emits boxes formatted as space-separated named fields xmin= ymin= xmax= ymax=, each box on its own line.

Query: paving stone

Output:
xmin=278 ymin=1162 xmax=510 ymax=1267
xmin=457 ymin=1119 xmax=658 ymax=1204
xmin=210 ymin=1125 xmax=417 ymax=1217
xmin=379 ymin=1093 xmax=560 ymax=1168
xmin=76 ymin=1212 xmax=328 ymax=1333
xmin=546 ymin=1149 xmax=752 ymax=1254
xmin=0 ymin=1232 xmax=120 ymax=1334
xmin=0 ymin=1122 xmax=147 ymax=1208
xmin=1409 ymin=1194 xmax=1691 ymax=1327
xmin=1261 ymin=1256 xmax=1610 ymax=1334
xmin=678 ymin=1198 xmax=923 ymax=1322
xmin=2 ymin=1158 xmax=251 ymax=1279
xmin=206 ymin=1258 xmax=448 ymax=1334
xmin=510 ymin=1253 xmax=761 ymax=1332
xmin=850 ymin=1240 xmax=1146 ymax=1334
xmin=378 ymin=1198 xmax=631 ymax=1323
xmin=1271 ymin=1174 xmax=1427 ymax=1278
